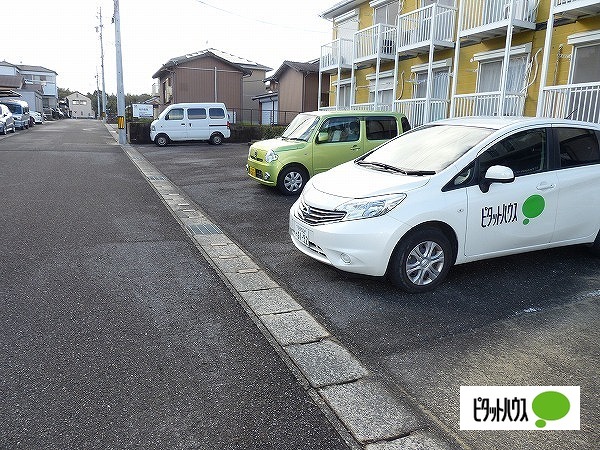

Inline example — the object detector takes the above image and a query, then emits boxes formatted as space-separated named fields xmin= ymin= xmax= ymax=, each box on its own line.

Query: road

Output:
xmin=134 ymin=136 xmax=600 ymax=450
xmin=0 ymin=120 xmax=351 ymax=450
xmin=2 ymin=119 xmax=597 ymax=449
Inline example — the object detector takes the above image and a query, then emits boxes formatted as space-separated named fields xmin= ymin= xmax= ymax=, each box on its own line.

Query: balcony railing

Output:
xmin=452 ymin=92 xmax=526 ymax=117
xmin=539 ymin=82 xmax=600 ymax=123
xmin=397 ymin=3 xmax=456 ymax=55
xmin=459 ymin=0 xmax=538 ymax=39
xmin=320 ymin=38 xmax=353 ymax=73
xmin=349 ymin=102 xmax=393 ymax=111
xmin=393 ymin=98 xmax=450 ymax=127
xmin=354 ymin=23 xmax=397 ymax=65
xmin=554 ymin=0 xmax=600 ymax=16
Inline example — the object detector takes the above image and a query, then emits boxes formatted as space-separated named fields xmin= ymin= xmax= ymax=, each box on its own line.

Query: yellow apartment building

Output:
xmin=319 ymin=0 xmax=600 ymax=127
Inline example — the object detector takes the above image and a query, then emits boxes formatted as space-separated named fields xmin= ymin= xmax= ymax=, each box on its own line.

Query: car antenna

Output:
xmin=565 ymin=108 xmax=578 ymax=120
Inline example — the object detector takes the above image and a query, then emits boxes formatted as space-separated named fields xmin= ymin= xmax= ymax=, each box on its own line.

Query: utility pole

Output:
xmin=96 ymin=7 xmax=107 ymax=122
xmin=113 ymin=0 xmax=126 ymax=144
xmin=95 ymin=69 xmax=101 ymax=120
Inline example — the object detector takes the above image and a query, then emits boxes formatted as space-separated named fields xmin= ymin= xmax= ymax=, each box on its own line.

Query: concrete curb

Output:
xmin=113 ymin=130 xmax=460 ymax=450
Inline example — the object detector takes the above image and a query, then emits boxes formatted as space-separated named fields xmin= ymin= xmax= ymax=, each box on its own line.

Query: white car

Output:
xmin=289 ymin=117 xmax=600 ymax=292
xmin=30 ymin=111 xmax=44 ymax=124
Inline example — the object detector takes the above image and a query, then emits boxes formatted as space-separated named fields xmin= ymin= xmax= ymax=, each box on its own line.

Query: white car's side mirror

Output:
xmin=480 ymin=165 xmax=515 ymax=193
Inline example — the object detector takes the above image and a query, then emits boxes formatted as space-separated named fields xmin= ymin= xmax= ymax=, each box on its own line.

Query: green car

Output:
xmin=247 ymin=110 xmax=410 ymax=195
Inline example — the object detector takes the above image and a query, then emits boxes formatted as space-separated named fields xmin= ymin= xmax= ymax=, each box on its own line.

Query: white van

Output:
xmin=150 ymin=102 xmax=230 ymax=146
xmin=0 ymin=99 xmax=30 ymax=130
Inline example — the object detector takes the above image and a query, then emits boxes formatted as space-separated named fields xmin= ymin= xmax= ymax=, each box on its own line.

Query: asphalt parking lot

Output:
xmin=133 ymin=140 xmax=599 ymax=450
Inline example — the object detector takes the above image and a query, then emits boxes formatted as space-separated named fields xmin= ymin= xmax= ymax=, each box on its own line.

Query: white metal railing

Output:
xmin=394 ymin=98 xmax=450 ymax=127
xmin=354 ymin=23 xmax=397 ymax=61
xmin=452 ymin=92 xmax=526 ymax=116
xmin=460 ymin=0 xmax=538 ymax=32
xmin=397 ymin=3 xmax=456 ymax=49
xmin=350 ymin=102 xmax=393 ymax=111
xmin=320 ymin=38 xmax=353 ymax=71
xmin=539 ymin=82 xmax=600 ymax=123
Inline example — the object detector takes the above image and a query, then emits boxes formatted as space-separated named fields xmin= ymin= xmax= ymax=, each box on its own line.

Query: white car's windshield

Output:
xmin=358 ymin=125 xmax=494 ymax=173
xmin=281 ymin=114 xmax=320 ymax=141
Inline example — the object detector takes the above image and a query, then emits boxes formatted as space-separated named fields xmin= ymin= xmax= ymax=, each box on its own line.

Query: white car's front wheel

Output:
xmin=388 ymin=227 xmax=453 ymax=293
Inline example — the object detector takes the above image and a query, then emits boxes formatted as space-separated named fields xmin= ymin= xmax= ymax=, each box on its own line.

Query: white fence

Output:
xmin=320 ymin=38 xmax=353 ymax=71
xmin=452 ymin=92 xmax=526 ymax=117
xmin=460 ymin=0 xmax=538 ymax=31
xmin=394 ymin=98 xmax=450 ymax=127
xmin=397 ymin=3 xmax=456 ymax=49
xmin=354 ymin=23 xmax=397 ymax=61
xmin=540 ymin=82 xmax=600 ymax=123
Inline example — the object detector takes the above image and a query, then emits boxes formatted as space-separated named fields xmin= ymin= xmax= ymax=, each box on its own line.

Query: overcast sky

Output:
xmin=6 ymin=0 xmax=333 ymax=95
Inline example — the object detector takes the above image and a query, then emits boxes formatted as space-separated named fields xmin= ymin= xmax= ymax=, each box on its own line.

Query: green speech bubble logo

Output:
xmin=532 ymin=391 xmax=570 ymax=428
xmin=522 ymin=195 xmax=545 ymax=225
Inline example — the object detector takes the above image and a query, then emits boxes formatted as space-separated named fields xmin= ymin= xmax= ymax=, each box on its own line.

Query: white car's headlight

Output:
xmin=336 ymin=193 xmax=406 ymax=221
xmin=265 ymin=149 xmax=278 ymax=163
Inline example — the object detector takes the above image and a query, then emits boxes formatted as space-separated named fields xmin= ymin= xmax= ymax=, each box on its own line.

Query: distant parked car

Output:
xmin=0 ymin=104 xmax=16 ymax=135
xmin=30 ymin=111 xmax=44 ymax=124
xmin=0 ymin=99 xmax=30 ymax=130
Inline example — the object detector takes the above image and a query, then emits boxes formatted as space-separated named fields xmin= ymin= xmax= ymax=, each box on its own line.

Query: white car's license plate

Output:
xmin=294 ymin=222 xmax=310 ymax=247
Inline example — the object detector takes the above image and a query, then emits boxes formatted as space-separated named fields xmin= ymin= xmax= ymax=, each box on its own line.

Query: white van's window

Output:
xmin=366 ymin=117 xmax=397 ymax=140
xmin=4 ymin=104 xmax=21 ymax=114
xmin=165 ymin=108 xmax=184 ymax=120
xmin=361 ymin=125 xmax=493 ymax=173
xmin=209 ymin=108 xmax=225 ymax=119
xmin=188 ymin=108 xmax=207 ymax=120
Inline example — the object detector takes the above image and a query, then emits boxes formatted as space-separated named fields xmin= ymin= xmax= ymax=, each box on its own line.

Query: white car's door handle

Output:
xmin=536 ymin=182 xmax=556 ymax=191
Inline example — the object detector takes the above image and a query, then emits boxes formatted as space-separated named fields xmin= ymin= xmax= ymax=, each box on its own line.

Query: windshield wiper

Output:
xmin=398 ymin=169 xmax=436 ymax=176
xmin=356 ymin=160 xmax=404 ymax=173
xmin=356 ymin=160 xmax=435 ymax=175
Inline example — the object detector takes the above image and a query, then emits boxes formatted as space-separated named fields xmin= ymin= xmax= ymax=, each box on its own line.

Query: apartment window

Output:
xmin=367 ymin=72 xmax=395 ymax=107
xmin=412 ymin=61 xmax=451 ymax=100
xmin=333 ymin=9 xmax=358 ymax=41
xmin=570 ymin=44 xmax=600 ymax=84
xmin=420 ymin=0 xmax=454 ymax=7
xmin=371 ymin=0 xmax=399 ymax=25
xmin=334 ymin=79 xmax=352 ymax=108
xmin=477 ymin=56 xmax=527 ymax=94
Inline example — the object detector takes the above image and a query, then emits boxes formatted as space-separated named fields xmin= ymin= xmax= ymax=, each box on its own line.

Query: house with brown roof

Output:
xmin=0 ymin=61 xmax=58 ymax=113
xmin=252 ymin=60 xmax=330 ymax=125
xmin=152 ymin=48 xmax=271 ymax=123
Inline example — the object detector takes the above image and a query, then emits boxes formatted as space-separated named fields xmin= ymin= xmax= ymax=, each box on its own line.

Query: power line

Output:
xmin=194 ymin=0 xmax=328 ymax=34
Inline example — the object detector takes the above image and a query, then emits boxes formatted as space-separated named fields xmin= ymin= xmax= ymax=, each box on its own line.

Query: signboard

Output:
xmin=133 ymin=103 xmax=154 ymax=118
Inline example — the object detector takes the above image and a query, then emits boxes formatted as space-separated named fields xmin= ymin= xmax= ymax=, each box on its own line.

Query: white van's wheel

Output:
xmin=155 ymin=134 xmax=169 ymax=147
xmin=388 ymin=227 xmax=453 ymax=293
xmin=209 ymin=133 xmax=224 ymax=145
